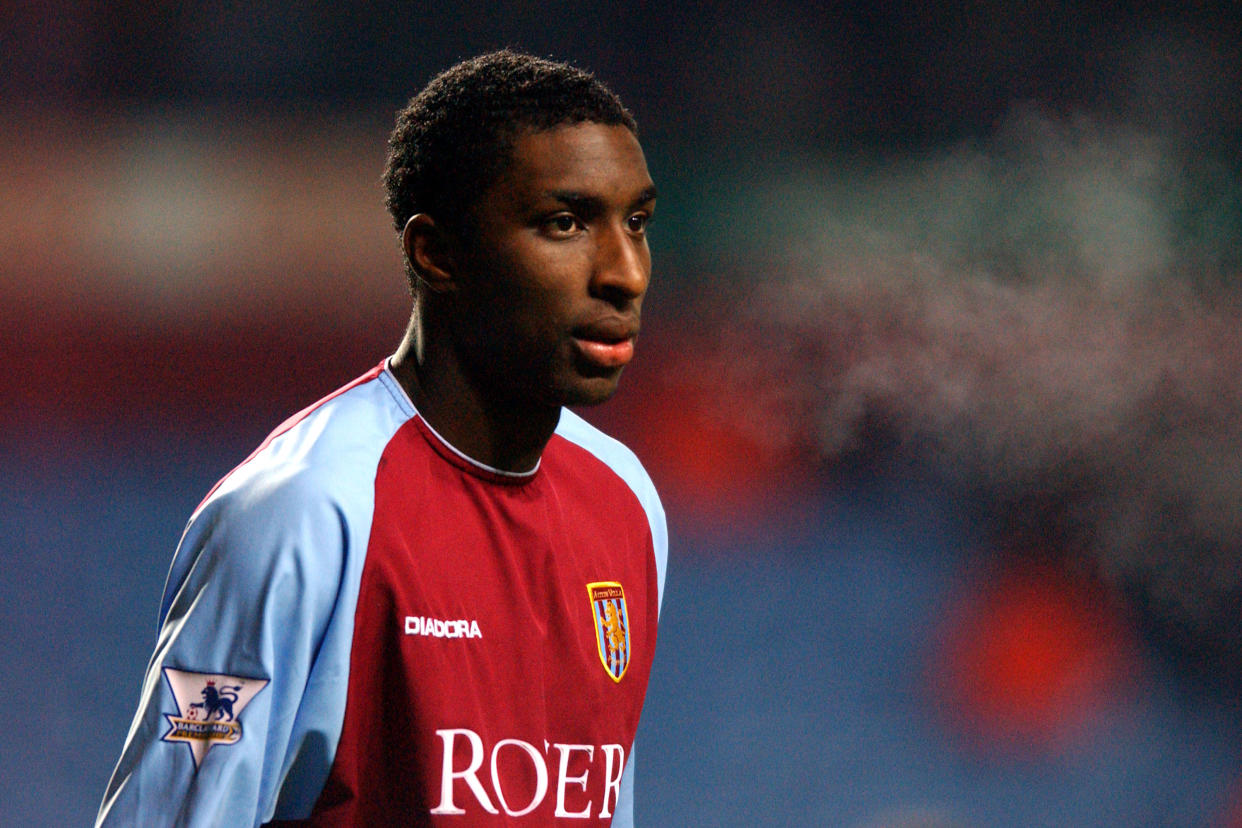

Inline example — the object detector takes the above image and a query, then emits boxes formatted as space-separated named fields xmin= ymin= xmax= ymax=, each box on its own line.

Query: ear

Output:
xmin=402 ymin=213 xmax=457 ymax=293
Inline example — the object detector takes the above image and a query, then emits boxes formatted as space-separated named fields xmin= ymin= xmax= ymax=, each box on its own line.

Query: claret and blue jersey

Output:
xmin=97 ymin=361 xmax=668 ymax=827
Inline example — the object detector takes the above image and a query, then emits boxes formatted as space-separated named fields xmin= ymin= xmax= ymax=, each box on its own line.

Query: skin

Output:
xmin=390 ymin=122 xmax=657 ymax=473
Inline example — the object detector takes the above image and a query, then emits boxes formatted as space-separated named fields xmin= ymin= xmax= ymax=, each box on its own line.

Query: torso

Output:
xmin=298 ymin=412 xmax=659 ymax=825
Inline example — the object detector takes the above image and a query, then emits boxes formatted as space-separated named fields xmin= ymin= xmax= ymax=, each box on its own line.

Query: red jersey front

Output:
xmin=309 ymin=413 xmax=661 ymax=824
xmin=98 ymin=364 xmax=667 ymax=828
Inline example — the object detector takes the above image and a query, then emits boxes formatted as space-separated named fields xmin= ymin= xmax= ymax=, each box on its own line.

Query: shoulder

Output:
xmin=211 ymin=365 xmax=410 ymax=490
xmin=161 ymin=365 xmax=415 ymax=622
xmin=552 ymin=408 xmax=659 ymax=504
xmin=552 ymin=408 xmax=668 ymax=605
xmin=196 ymin=365 xmax=414 ymax=520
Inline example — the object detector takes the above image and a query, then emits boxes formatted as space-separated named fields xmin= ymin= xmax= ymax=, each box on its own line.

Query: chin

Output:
xmin=557 ymin=375 xmax=624 ymax=408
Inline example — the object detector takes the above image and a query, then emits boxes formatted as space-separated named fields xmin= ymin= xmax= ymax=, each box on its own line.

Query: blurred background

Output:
xmin=4 ymin=2 xmax=1242 ymax=825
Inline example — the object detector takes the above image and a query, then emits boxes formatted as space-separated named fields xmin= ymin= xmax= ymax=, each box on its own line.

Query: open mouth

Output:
xmin=572 ymin=336 xmax=635 ymax=368
xmin=572 ymin=318 xmax=639 ymax=369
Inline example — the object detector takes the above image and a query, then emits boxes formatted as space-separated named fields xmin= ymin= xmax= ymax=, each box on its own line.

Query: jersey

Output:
xmin=96 ymin=361 xmax=668 ymax=826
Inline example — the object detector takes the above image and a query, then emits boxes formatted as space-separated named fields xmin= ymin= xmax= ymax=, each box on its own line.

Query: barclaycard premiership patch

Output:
xmin=588 ymin=581 xmax=631 ymax=682
xmin=161 ymin=667 xmax=269 ymax=767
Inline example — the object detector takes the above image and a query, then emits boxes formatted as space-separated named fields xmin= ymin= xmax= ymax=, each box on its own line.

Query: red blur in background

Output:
xmin=929 ymin=555 xmax=1139 ymax=754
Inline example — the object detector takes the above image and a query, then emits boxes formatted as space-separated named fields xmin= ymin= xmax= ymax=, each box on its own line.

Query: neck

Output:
xmin=390 ymin=316 xmax=560 ymax=474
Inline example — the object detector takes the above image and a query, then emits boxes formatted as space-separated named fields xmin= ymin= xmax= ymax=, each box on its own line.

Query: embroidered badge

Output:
xmin=588 ymin=582 xmax=631 ymax=682
xmin=161 ymin=667 xmax=269 ymax=767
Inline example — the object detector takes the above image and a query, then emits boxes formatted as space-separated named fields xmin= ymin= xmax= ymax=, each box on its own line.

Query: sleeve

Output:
xmin=610 ymin=748 xmax=639 ymax=827
xmin=611 ymin=464 xmax=666 ymax=828
xmin=96 ymin=473 xmax=351 ymax=827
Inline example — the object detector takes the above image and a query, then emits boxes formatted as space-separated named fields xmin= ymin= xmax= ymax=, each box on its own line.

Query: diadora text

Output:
xmin=404 ymin=616 xmax=482 ymax=639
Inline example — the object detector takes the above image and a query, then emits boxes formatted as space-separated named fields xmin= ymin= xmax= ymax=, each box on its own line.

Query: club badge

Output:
xmin=588 ymin=581 xmax=631 ymax=682
xmin=161 ymin=667 xmax=269 ymax=767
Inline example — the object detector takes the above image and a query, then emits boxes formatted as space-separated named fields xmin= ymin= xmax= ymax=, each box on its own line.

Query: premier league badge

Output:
xmin=588 ymin=581 xmax=631 ymax=682
xmin=161 ymin=668 xmax=269 ymax=767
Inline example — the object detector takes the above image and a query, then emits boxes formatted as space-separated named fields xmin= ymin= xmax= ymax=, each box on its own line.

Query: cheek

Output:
xmin=476 ymin=281 xmax=568 ymax=356
xmin=460 ymin=239 xmax=585 ymax=335
xmin=494 ymin=257 xmax=582 ymax=323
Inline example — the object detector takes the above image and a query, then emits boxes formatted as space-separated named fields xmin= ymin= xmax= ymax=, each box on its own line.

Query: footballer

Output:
xmin=97 ymin=50 xmax=666 ymax=826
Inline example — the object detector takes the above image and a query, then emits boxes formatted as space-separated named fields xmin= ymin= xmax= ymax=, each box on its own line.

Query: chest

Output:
xmin=348 ymin=430 xmax=658 ymax=745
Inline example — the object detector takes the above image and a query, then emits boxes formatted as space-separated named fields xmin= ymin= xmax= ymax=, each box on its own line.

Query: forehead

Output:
xmin=494 ymin=122 xmax=653 ymax=199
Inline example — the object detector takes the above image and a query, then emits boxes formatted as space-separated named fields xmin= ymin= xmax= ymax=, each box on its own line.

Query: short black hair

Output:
xmin=383 ymin=49 xmax=637 ymax=243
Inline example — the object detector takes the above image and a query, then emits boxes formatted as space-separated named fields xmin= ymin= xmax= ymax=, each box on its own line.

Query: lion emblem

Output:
xmin=189 ymin=682 xmax=241 ymax=722
xmin=588 ymin=581 xmax=630 ymax=681
xmin=602 ymin=602 xmax=627 ymax=657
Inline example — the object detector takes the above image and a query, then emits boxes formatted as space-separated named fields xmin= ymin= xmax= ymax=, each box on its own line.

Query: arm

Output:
xmin=609 ymin=748 xmax=638 ymax=827
xmin=610 ymin=483 xmax=664 ymax=828
xmin=97 ymin=475 xmax=350 ymax=827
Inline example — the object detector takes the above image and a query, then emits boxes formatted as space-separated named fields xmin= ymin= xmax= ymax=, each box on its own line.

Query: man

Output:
xmin=97 ymin=50 xmax=667 ymax=826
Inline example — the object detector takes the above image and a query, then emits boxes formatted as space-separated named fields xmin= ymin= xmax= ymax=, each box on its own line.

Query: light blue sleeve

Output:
xmin=555 ymin=410 xmax=667 ymax=828
xmin=554 ymin=409 xmax=668 ymax=609
xmin=96 ymin=432 xmax=377 ymax=826
xmin=611 ymin=748 xmax=638 ymax=827
xmin=97 ymin=374 xmax=408 ymax=827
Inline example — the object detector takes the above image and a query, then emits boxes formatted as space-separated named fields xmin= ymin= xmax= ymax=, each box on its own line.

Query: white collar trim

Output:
xmin=383 ymin=359 xmax=542 ymax=479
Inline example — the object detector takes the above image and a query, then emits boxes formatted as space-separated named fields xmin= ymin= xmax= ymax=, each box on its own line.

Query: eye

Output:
xmin=543 ymin=213 xmax=583 ymax=237
xmin=626 ymin=212 xmax=651 ymax=234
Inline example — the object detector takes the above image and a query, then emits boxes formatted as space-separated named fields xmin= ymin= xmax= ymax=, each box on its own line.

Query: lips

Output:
xmin=572 ymin=317 xmax=639 ymax=369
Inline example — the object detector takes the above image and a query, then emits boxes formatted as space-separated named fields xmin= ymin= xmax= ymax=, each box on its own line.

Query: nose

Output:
xmin=591 ymin=221 xmax=649 ymax=306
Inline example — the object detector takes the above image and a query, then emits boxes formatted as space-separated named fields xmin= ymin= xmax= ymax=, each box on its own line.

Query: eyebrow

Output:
xmin=545 ymin=185 xmax=659 ymax=216
xmin=633 ymin=185 xmax=659 ymax=205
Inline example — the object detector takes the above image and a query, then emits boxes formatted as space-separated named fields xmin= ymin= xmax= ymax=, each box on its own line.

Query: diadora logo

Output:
xmin=161 ymin=668 xmax=268 ymax=767
xmin=404 ymin=615 xmax=482 ymax=639
xmin=430 ymin=728 xmax=627 ymax=819
xmin=588 ymin=581 xmax=631 ymax=682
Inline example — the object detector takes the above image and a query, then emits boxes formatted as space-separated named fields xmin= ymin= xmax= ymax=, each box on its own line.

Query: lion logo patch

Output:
xmin=588 ymin=582 xmax=631 ymax=682
xmin=161 ymin=668 xmax=269 ymax=767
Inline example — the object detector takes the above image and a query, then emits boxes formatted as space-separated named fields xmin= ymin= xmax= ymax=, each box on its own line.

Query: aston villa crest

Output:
xmin=588 ymin=581 xmax=631 ymax=682
xmin=161 ymin=668 xmax=268 ymax=767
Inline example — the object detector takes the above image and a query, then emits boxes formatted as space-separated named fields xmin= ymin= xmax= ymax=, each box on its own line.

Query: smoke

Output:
xmin=748 ymin=106 xmax=1242 ymax=677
